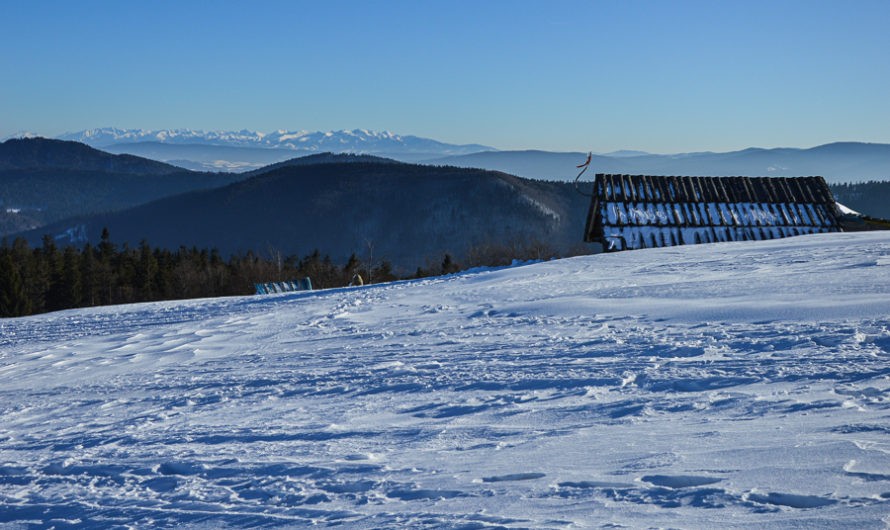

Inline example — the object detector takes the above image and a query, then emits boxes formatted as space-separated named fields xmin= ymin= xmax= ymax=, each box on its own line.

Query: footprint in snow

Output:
xmin=482 ymin=472 xmax=546 ymax=482
xmin=641 ymin=474 xmax=723 ymax=488
xmin=747 ymin=491 xmax=837 ymax=508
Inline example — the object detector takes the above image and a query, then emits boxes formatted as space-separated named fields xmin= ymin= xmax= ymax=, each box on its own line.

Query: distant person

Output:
xmin=350 ymin=273 xmax=364 ymax=286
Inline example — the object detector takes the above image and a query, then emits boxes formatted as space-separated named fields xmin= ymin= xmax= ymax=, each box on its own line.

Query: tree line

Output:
xmin=0 ymin=229 xmax=401 ymax=318
xmin=830 ymin=181 xmax=890 ymax=220
xmin=1 ymin=229 xmax=544 ymax=318
xmin=0 ymin=226 xmax=569 ymax=319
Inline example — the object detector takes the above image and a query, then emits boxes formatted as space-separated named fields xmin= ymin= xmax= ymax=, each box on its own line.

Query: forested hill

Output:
xmin=830 ymin=181 xmax=890 ymax=219
xmin=243 ymin=152 xmax=401 ymax=176
xmin=0 ymin=138 xmax=241 ymax=236
xmin=20 ymin=161 xmax=594 ymax=272
xmin=0 ymin=138 xmax=184 ymax=174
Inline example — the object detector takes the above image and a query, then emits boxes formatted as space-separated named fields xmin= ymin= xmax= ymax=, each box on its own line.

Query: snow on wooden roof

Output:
xmin=583 ymin=174 xmax=842 ymax=251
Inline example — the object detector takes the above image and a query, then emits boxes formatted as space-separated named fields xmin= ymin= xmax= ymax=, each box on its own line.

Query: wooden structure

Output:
xmin=255 ymin=278 xmax=313 ymax=295
xmin=583 ymin=174 xmax=842 ymax=251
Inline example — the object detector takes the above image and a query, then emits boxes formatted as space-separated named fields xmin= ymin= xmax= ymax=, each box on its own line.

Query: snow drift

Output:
xmin=1 ymin=232 xmax=889 ymax=528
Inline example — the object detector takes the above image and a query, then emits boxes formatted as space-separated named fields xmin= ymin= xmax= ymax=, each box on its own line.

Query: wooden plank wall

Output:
xmin=585 ymin=174 xmax=842 ymax=251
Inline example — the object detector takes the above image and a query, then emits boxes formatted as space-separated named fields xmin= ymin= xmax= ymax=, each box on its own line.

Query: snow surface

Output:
xmin=836 ymin=202 xmax=862 ymax=216
xmin=2 ymin=232 xmax=890 ymax=528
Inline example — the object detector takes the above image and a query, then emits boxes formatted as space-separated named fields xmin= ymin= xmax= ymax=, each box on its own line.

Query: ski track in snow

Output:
xmin=1 ymin=232 xmax=890 ymax=528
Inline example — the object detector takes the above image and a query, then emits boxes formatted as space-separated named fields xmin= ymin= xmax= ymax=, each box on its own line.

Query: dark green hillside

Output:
xmin=0 ymin=137 xmax=184 ymax=174
xmin=830 ymin=181 xmax=890 ymax=219
xmin=244 ymin=152 xmax=402 ymax=176
xmin=0 ymin=168 xmax=240 ymax=236
xmin=0 ymin=138 xmax=241 ymax=236
xmin=21 ymin=160 xmax=594 ymax=271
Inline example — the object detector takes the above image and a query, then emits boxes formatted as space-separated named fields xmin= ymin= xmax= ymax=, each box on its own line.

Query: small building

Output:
xmin=583 ymin=174 xmax=842 ymax=251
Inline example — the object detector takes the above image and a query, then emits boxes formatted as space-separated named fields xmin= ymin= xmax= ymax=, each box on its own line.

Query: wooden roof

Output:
xmin=584 ymin=174 xmax=842 ymax=251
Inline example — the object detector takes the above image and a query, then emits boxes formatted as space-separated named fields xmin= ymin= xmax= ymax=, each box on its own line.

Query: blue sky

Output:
xmin=1 ymin=0 xmax=888 ymax=153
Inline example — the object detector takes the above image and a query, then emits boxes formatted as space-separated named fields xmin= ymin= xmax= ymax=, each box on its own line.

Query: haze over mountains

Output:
xmin=48 ymin=128 xmax=494 ymax=171
xmin=3 ymin=136 xmax=890 ymax=274
xmin=426 ymin=143 xmax=890 ymax=183
xmin=1 ymin=138 xmax=591 ymax=270
xmin=10 ymin=128 xmax=887 ymax=182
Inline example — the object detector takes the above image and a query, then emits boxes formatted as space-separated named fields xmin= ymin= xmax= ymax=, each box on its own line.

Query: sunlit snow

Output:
xmin=1 ymin=232 xmax=889 ymax=528
xmin=837 ymin=202 xmax=862 ymax=216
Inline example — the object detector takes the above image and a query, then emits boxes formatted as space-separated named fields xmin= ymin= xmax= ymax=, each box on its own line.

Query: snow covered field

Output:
xmin=2 ymin=232 xmax=890 ymax=529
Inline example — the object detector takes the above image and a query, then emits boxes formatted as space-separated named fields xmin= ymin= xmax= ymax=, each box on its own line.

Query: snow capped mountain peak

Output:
xmin=2 ymin=131 xmax=41 ymax=141
xmin=54 ymin=127 xmax=496 ymax=162
xmin=57 ymin=127 xmax=466 ymax=146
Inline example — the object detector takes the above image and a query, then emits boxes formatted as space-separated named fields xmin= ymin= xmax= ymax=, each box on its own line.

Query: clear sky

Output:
xmin=1 ymin=0 xmax=888 ymax=153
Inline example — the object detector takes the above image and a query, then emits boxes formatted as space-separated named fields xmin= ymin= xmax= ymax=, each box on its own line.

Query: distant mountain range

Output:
xmin=57 ymin=127 xmax=489 ymax=152
xmin=47 ymin=128 xmax=494 ymax=170
xmin=3 ymin=137 xmax=890 ymax=274
xmin=7 ymin=129 xmax=888 ymax=183
xmin=426 ymin=143 xmax=890 ymax=184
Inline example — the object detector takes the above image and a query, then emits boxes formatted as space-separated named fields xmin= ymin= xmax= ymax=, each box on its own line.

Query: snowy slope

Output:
xmin=1 ymin=233 xmax=890 ymax=528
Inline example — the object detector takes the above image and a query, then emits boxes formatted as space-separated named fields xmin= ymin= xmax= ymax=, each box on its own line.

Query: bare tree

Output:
xmin=267 ymin=245 xmax=283 ymax=280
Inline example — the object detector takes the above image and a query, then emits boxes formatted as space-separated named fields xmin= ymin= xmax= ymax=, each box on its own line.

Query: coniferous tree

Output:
xmin=136 ymin=240 xmax=158 ymax=300
xmin=154 ymin=248 xmax=175 ymax=300
xmin=0 ymin=249 xmax=31 ymax=317
xmin=10 ymin=237 xmax=39 ymax=313
xmin=97 ymin=228 xmax=115 ymax=305
xmin=60 ymin=246 xmax=83 ymax=309
xmin=300 ymin=250 xmax=324 ymax=288
xmin=114 ymin=243 xmax=137 ymax=304
xmin=208 ymin=248 xmax=226 ymax=295
xmin=373 ymin=260 xmax=397 ymax=283
xmin=342 ymin=253 xmax=361 ymax=283
xmin=43 ymin=235 xmax=66 ymax=312
xmin=80 ymin=243 xmax=99 ymax=307
xmin=2 ymin=228 xmax=554 ymax=317
xmin=441 ymin=253 xmax=460 ymax=275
